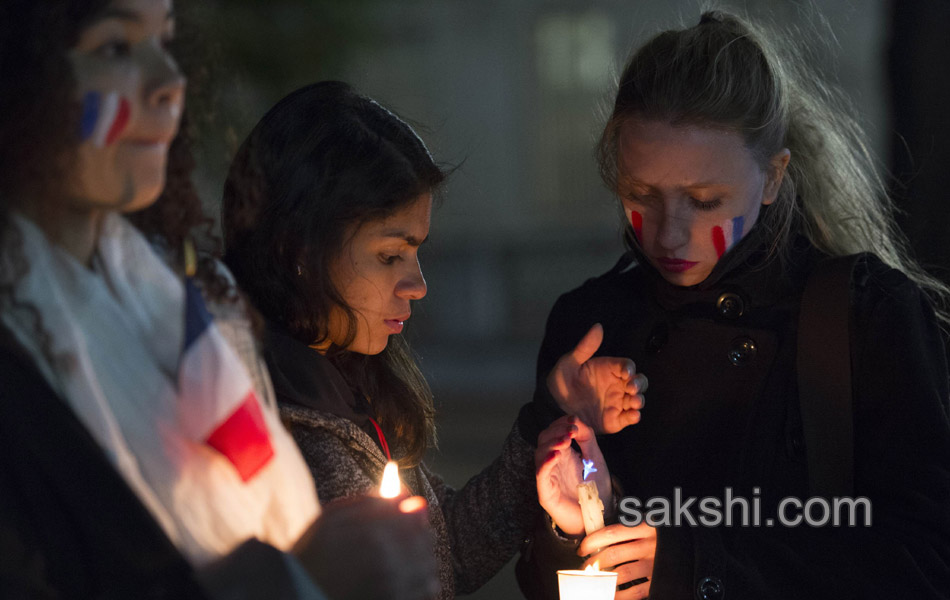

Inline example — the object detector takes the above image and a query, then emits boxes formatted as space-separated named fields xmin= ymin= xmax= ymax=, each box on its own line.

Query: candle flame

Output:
xmin=582 ymin=458 xmax=598 ymax=481
xmin=379 ymin=461 xmax=401 ymax=498
xmin=585 ymin=560 xmax=601 ymax=573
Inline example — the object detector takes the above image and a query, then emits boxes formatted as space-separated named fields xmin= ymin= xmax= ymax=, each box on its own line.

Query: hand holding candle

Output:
xmin=535 ymin=416 xmax=612 ymax=537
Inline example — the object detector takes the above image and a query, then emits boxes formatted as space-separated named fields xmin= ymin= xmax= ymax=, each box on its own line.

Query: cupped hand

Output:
xmin=535 ymin=415 xmax=612 ymax=536
xmin=547 ymin=323 xmax=648 ymax=434
xmin=579 ymin=522 xmax=656 ymax=600
xmin=294 ymin=495 xmax=438 ymax=600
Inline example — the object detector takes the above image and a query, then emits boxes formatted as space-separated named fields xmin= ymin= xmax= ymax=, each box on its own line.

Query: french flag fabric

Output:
xmin=712 ymin=215 xmax=745 ymax=258
xmin=178 ymin=279 xmax=274 ymax=482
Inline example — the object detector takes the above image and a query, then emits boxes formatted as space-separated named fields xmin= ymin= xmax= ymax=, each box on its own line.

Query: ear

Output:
xmin=761 ymin=148 xmax=791 ymax=206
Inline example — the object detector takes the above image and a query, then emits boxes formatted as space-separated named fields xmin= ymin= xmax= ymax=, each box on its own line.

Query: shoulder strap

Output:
xmin=797 ymin=254 xmax=862 ymax=498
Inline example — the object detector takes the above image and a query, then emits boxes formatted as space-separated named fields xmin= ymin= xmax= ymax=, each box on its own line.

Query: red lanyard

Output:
xmin=368 ymin=417 xmax=391 ymax=461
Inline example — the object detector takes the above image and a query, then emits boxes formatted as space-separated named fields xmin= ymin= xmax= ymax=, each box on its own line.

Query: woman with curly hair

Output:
xmin=0 ymin=1 xmax=441 ymax=599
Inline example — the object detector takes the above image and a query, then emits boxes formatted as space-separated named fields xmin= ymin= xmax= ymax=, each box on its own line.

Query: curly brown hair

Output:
xmin=0 ymin=0 xmax=228 ymax=358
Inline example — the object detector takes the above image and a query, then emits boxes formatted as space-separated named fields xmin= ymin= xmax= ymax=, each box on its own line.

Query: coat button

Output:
xmin=716 ymin=293 xmax=745 ymax=319
xmin=727 ymin=336 xmax=757 ymax=366
xmin=696 ymin=576 xmax=724 ymax=600
xmin=645 ymin=324 xmax=669 ymax=354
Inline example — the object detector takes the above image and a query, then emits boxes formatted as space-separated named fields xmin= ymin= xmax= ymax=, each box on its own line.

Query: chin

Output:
xmin=658 ymin=269 xmax=712 ymax=288
xmin=122 ymin=177 xmax=166 ymax=214
xmin=350 ymin=337 xmax=389 ymax=356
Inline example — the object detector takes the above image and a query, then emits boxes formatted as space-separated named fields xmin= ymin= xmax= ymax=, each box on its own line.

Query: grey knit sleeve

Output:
xmin=422 ymin=422 xmax=540 ymax=594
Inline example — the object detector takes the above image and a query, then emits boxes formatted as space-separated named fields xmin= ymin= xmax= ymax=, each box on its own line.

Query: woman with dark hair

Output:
xmin=520 ymin=8 xmax=950 ymax=600
xmin=0 ymin=2 xmax=440 ymax=599
xmin=222 ymin=81 xmax=637 ymax=599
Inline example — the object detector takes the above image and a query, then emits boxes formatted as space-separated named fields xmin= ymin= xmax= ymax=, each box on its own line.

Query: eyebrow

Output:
xmin=380 ymin=229 xmax=427 ymax=247
xmin=624 ymin=177 xmax=732 ymax=191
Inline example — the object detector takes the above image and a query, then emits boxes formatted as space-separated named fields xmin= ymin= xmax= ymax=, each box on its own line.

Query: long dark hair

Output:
xmin=599 ymin=9 xmax=950 ymax=322
xmin=0 ymin=0 xmax=226 ymax=360
xmin=222 ymin=81 xmax=445 ymax=467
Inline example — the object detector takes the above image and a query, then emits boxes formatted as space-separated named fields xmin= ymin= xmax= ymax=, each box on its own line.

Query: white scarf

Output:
xmin=2 ymin=213 xmax=320 ymax=565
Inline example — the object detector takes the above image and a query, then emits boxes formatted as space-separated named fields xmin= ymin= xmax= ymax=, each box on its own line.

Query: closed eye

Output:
xmin=97 ymin=38 xmax=133 ymax=58
xmin=691 ymin=197 xmax=722 ymax=211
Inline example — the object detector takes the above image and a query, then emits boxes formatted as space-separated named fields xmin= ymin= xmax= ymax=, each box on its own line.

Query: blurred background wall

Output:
xmin=182 ymin=1 xmax=946 ymax=597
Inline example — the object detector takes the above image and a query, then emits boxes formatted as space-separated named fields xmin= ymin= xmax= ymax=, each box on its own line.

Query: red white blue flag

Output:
xmin=178 ymin=279 xmax=274 ymax=482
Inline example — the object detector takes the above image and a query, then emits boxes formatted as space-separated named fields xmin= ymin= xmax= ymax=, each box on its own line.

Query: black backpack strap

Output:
xmin=797 ymin=254 xmax=862 ymax=498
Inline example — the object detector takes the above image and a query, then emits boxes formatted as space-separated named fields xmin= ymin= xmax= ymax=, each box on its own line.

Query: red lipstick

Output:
xmin=655 ymin=257 xmax=698 ymax=273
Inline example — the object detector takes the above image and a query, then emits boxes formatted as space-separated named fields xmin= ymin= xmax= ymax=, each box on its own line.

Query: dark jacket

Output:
xmin=518 ymin=227 xmax=950 ymax=599
xmin=0 ymin=326 xmax=208 ymax=599
xmin=0 ymin=307 xmax=327 ymax=600
xmin=263 ymin=325 xmax=541 ymax=599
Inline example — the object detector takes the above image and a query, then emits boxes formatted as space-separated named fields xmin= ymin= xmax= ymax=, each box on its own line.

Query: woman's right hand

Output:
xmin=578 ymin=522 xmax=657 ymax=600
xmin=547 ymin=323 xmax=647 ymax=434
xmin=535 ymin=415 xmax=612 ymax=536
xmin=294 ymin=495 xmax=438 ymax=600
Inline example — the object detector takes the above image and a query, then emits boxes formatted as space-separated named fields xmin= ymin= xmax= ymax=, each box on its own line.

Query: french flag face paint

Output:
xmin=711 ymin=215 xmax=745 ymax=258
xmin=629 ymin=210 xmax=643 ymax=243
xmin=179 ymin=280 xmax=275 ymax=482
xmin=79 ymin=91 xmax=131 ymax=148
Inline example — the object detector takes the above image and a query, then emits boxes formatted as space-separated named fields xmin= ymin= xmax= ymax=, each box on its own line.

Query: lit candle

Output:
xmin=578 ymin=458 xmax=605 ymax=535
xmin=557 ymin=561 xmax=618 ymax=600
xmin=379 ymin=460 xmax=401 ymax=499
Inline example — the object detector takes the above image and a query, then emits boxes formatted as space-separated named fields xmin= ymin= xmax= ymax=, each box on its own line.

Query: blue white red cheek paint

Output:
xmin=628 ymin=209 xmax=643 ymax=243
xmin=711 ymin=215 xmax=745 ymax=258
xmin=79 ymin=91 xmax=130 ymax=148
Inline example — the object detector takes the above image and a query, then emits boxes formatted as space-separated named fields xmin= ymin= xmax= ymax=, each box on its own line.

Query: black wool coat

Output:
xmin=517 ymin=229 xmax=950 ymax=599
xmin=0 ymin=328 xmax=208 ymax=599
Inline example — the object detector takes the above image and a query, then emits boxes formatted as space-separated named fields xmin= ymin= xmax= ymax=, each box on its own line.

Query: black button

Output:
xmin=646 ymin=325 xmax=669 ymax=354
xmin=716 ymin=293 xmax=745 ymax=319
xmin=696 ymin=576 xmax=724 ymax=600
xmin=727 ymin=337 xmax=757 ymax=366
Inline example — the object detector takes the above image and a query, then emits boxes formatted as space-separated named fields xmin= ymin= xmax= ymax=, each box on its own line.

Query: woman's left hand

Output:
xmin=535 ymin=415 xmax=612 ymax=536
xmin=547 ymin=323 xmax=647 ymax=434
xmin=578 ymin=522 xmax=657 ymax=600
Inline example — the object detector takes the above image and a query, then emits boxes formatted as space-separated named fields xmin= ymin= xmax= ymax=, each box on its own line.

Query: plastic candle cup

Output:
xmin=557 ymin=562 xmax=617 ymax=599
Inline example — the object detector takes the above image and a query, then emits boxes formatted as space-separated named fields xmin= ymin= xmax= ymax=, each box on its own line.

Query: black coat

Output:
xmin=0 ymin=327 xmax=326 ymax=600
xmin=0 ymin=328 xmax=207 ymax=599
xmin=518 ymin=230 xmax=950 ymax=599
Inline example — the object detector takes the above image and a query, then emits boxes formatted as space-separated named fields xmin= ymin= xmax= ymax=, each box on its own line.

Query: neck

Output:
xmin=20 ymin=201 xmax=106 ymax=267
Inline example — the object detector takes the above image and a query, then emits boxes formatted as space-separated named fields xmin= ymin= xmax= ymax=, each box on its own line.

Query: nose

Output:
xmin=395 ymin=259 xmax=427 ymax=301
xmin=144 ymin=44 xmax=186 ymax=113
xmin=655 ymin=203 xmax=690 ymax=250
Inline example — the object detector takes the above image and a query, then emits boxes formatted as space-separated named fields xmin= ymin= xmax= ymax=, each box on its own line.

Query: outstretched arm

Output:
xmin=547 ymin=323 xmax=648 ymax=434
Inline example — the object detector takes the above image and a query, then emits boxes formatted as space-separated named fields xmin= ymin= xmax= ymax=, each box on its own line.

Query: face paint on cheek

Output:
xmin=629 ymin=210 xmax=643 ymax=243
xmin=79 ymin=91 xmax=130 ymax=148
xmin=711 ymin=215 xmax=745 ymax=258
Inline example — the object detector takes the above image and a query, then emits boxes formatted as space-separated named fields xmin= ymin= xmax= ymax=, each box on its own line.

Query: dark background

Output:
xmin=182 ymin=1 xmax=949 ymax=597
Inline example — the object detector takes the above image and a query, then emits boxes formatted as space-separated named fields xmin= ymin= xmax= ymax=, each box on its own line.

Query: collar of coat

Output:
xmin=621 ymin=212 xmax=822 ymax=313
xmin=262 ymin=322 xmax=371 ymax=427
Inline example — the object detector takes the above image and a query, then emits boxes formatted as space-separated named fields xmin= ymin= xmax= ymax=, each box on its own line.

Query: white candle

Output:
xmin=557 ymin=562 xmax=617 ymax=600
xmin=379 ymin=460 xmax=401 ymax=499
xmin=577 ymin=480 xmax=605 ymax=535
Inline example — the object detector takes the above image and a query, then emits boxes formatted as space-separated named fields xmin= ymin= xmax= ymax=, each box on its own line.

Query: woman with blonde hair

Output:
xmin=520 ymin=9 xmax=950 ymax=599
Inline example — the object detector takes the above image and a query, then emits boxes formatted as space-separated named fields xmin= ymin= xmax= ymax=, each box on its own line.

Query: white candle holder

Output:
xmin=557 ymin=568 xmax=617 ymax=600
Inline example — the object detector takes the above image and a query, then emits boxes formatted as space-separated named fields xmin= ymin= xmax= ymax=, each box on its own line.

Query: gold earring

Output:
xmin=183 ymin=238 xmax=197 ymax=278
